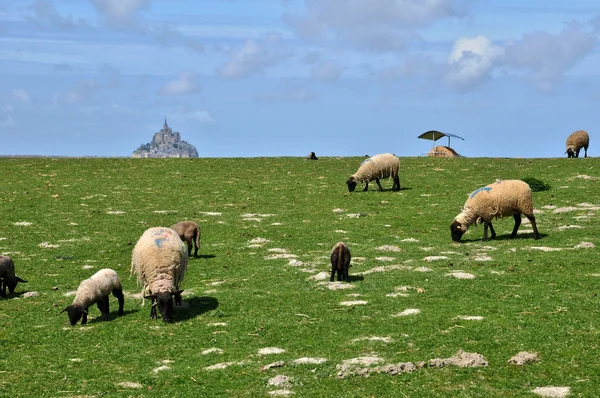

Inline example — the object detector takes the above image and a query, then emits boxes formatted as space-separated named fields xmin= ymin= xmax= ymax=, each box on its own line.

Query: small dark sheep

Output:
xmin=170 ymin=220 xmax=201 ymax=258
xmin=0 ymin=255 xmax=27 ymax=298
xmin=330 ymin=242 xmax=351 ymax=282
xmin=62 ymin=268 xmax=124 ymax=326
xmin=307 ymin=152 xmax=318 ymax=160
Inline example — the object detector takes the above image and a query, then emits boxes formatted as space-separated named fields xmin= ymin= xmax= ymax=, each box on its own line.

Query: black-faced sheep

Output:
xmin=330 ymin=242 xmax=351 ymax=282
xmin=346 ymin=153 xmax=400 ymax=192
xmin=565 ymin=130 xmax=589 ymax=158
xmin=61 ymin=268 xmax=124 ymax=326
xmin=170 ymin=220 xmax=201 ymax=258
xmin=131 ymin=227 xmax=188 ymax=323
xmin=450 ymin=179 xmax=540 ymax=242
xmin=307 ymin=152 xmax=318 ymax=160
xmin=0 ymin=255 xmax=27 ymax=298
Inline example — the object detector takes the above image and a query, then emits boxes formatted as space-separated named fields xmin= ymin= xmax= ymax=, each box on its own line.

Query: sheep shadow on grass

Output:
xmin=176 ymin=296 xmax=219 ymax=322
xmin=348 ymin=275 xmax=365 ymax=282
xmin=195 ymin=254 xmax=216 ymax=260
xmin=86 ymin=309 xmax=139 ymax=325
xmin=460 ymin=232 xmax=547 ymax=243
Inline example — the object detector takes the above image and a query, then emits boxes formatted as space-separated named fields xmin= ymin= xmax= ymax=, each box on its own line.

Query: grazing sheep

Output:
xmin=170 ymin=220 xmax=201 ymax=258
xmin=61 ymin=268 xmax=124 ymax=326
xmin=346 ymin=153 xmax=400 ymax=192
xmin=0 ymin=256 xmax=26 ymax=298
xmin=307 ymin=152 xmax=318 ymax=160
xmin=565 ymin=130 xmax=589 ymax=158
xmin=131 ymin=227 xmax=188 ymax=323
xmin=330 ymin=242 xmax=351 ymax=282
xmin=450 ymin=179 xmax=540 ymax=242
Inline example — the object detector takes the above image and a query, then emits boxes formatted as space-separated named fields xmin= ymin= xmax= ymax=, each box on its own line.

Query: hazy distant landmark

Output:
xmin=132 ymin=118 xmax=198 ymax=158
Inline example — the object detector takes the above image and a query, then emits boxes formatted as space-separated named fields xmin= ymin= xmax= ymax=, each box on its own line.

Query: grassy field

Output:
xmin=0 ymin=156 xmax=598 ymax=397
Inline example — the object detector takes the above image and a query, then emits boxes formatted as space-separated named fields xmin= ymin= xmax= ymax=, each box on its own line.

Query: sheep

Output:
xmin=565 ymin=130 xmax=589 ymax=158
xmin=170 ymin=220 xmax=201 ymax=258
xmin=0 ymin=255 xmax=27 ymax=298
xmin=131 ymin=227 xmax=188 ymax=323
xmin=307 ymin=152 xmax=318 ymax=160
xmin=450 ymin=179 xmax=540 ymax=242
xmin=61 ymin=268 xmax=124 ymax=326
xmin=346 ymin=153 xmax=400 ymax=192
xmin=330 ymin=242 xmax=351 ymax=282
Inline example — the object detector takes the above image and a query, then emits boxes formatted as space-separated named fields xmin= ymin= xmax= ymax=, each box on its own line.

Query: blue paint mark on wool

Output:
xmin=361 ymin=158 xmax=372 ymax=166
xmin=155 ymin=238 xmax=165 ymax=248
xmin=470 ymin=187 xmax=492 ymax=199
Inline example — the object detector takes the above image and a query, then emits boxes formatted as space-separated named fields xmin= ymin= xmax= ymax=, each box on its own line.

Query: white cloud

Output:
xmin=91 ymin=0 xmax=149 ymax=25
xmin=160 ymin=71 xmax=199 ymax=95
xmin=12 ymin=89 xmax=29 ymax=102
xmin=310 ymin=60 xmax=344 ymax=80
xmin=284 ymin=0 xmax=466 ymax=52
xmin=503 ymin=21 xmax=598 ymax=91
xmin=217 ymin=32 xmax=291 ymax=78
xmin=186 ymin=110 xmax=214 ymax=123
xmin=445 ymin=35 xmax=504 ymax=91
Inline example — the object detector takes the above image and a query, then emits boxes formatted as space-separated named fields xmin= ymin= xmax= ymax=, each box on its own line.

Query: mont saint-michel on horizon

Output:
xmin=132 ymin=118 xmax=198 ymax=158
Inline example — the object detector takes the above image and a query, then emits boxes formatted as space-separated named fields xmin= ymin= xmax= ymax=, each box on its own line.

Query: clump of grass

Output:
xmin=522 ymin=177 xmax=551 ymax=192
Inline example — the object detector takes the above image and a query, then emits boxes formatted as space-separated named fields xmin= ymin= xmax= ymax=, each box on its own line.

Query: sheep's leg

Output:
xmin=194 ymin=232 xmax=200 ymax=257
xmin=375 ymin=178 xmax=384 ymax=191
xmin=489 ymin=222 xmax=496 ymax=239
xmin=0 ymin=280 xmax=6 ymax=298
xmin=362 ymin=181 xmax=369 ymax=191
xmin=150 ymin=299 xmax=157 ymax=320
xmin=344 ymin=268 xmax=350 ymax=282
xmin=330 ymin=266 xmax=336 ymax=282
xmin=575 ymin=148 xmax=580 ymax=158
xmin=584 ymin=147 xmax=588 ymax=158
xmin=510 ymin=215 xmax=522 ymax=238
xmin=81 ymin=309 xmax=88 ymax=325
xmin=482 ymin=222 xmax=491 ymax=241
xmin=113 ymin=288 xmax=125 ymax=316
xmin=101 ymin=296 xmax=110 ymax=321
xmin=392 ymin=175 xmax=400 ymax=191
xmin=526 ymin=214 xmax=540 ymax=240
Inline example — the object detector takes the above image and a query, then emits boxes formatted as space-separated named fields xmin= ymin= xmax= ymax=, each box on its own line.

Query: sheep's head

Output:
xmin=7 ymin=276 xmax=26 ymax=294
xmin=566 ymin=147 xmax=575 ymax=158
xmin=145 ymin=290 xmax=184 ymax=323
xmin=450 ymin=220 xmax=468 ymax=242
xmin=61 ymin=305 xmax=86 ymax=326
xmin=346 ymin=177 xmax=357 ymax=192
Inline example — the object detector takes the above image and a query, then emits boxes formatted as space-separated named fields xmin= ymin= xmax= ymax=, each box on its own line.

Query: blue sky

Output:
xmin=1 ymin=0 xmax=598 ymax=157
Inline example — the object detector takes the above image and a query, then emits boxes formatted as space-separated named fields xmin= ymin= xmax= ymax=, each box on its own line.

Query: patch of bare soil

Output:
xmin=268 ymin=390 xmax=294 ymax=396
xmin=268 ymin=375 xmax=291 ymax=388
xmin=291 ymin=357 xmax=327 ymax=365
xmin=532 ymin=386 xmax=570 ymax=398
xmin=528 ymin=246 xmax=562 ymax=252
xmin=317 ymin=281 xmax=355 ymax=290
xmin=264 ymin=254 xmax=298 ymax=260
xmin=553 ymin=207 xmax=580 ymax=213
xmin=557 ymin=225 xmax=582 ymax=230
xmin=201 ymin=348 xmax=224 ymax=355
xmin=374 ymin=256 xmax=396 ymax=261
xmin=262 ymin=361 xmax=285 ymax=371
xmin=574 ymin=242 xmax=595 ymax=249
xmin=413 ymin=267 xmax=432 ymax=272
xmin=392 ymin=308 xmax=420 ymax=317
xmin=259 ymin=347 xmax=286 ymax=355
xmin=429 ymin=350 xmax=488 ymax=368
xmin=376 ymin=245 xmax=403 ymax=252
xmin=508 ymin=351 xmax=538 ymax=365
xmin=116 ymin=382 xmax=143 ymax=389
xmin=308 ymin=272 xmax=330 ymax=281
xmin=423 ymin=256 xmax=448 ymax=261
xmin=340 ymin=300 xmax=368 ymax=306
xmin=447 ymin=272 xmax=476 ymax=279
xmin=458 ymin=316 xmax=484 ymax=321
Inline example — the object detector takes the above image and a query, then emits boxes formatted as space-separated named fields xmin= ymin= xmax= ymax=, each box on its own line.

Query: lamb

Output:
xmin=307 ymin=151 xmax=318 ymax=160
xmin=565 ymin=130 xmax=589 ymax=158
xmin=0 ymin=255 xmax=27 ymax=298
xmin=170 ymin=220 xmax=201 ymax=258
xmin=330 ymin=242 xmax=351 ymax=282
xmin=61 ymin=268 xmax=124 ymax=326
xmin=131 ymin=227 xmax=188 ymax=323
xmin=450 ymin=179 xmax=540 ymax=242
xmin=346 ymin=153 xmax=400 ymax=192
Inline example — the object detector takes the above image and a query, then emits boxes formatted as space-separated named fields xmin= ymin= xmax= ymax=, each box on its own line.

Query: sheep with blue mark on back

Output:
xmin=450 ymin=180 xmax=540 ymax=242
xmin=131 ymin=227 xmax=188 ymax=323
xmin=346 ymin=153 xmax=400 ymax=192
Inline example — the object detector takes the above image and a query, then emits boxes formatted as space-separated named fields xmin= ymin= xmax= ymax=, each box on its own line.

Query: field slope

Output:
xmin=0 ymin=156 xmax=599 ymax=397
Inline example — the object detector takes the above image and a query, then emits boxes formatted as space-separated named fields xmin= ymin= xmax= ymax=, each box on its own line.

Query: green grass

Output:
xmin=0 ymin=156 xmax=599 ymax=397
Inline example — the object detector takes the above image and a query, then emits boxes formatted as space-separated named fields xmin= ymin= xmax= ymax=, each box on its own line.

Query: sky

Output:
xmin=1 ymin=0 xmax=599 ymax=158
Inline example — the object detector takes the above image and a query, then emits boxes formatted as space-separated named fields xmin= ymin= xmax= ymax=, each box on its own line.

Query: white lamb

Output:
xmin=451 ymin=179 xmax=540 ymax=242
xmin=62 ymin=268 xmax=124 ymax=326
xmin=346 ymin=153 xmax=400 ymax=192
xmin=131 ymin=227 xmax=188 ymax=323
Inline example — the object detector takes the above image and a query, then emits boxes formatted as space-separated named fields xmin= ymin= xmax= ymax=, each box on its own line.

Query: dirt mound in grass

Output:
xmin=508 ymin=351 xmax=538 ymax=365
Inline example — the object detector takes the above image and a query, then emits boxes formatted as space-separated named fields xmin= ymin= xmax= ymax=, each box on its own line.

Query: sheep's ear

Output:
xmin=172 ymin=290 xmax=184 ymax=296
xmin=16 ymin=277 xmax=27 ymax=283
xmin=61 ymin=305 xmax=72 ymax=314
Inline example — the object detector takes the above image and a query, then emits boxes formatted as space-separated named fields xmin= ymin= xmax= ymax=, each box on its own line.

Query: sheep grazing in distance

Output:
xmin=307 ymin=152 xmax=318 ymax=160
xmin=330 ymin=242 xmax=351 ymax=282
xmin=170 ymin=220 xmax=201 ymax=258
xmin=565 ymin=130 xmax=589 ymax=158
xmin=0 ymin=255 xmax=27 ymax=298
xmin=450 ymin=179 xmax=540 ymax=242
xmin=346 ymin=153 xmax=400 ymax=192
xmin=61 ymin=268 xmax=124 ymax=326
xmin=131 ymin=227 xmax=188 ymax=323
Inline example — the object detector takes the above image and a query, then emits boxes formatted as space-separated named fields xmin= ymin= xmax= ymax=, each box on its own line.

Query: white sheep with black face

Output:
xmin=62 ymin=268 xmax=124 ymax=326
xmin=450 ymin=179 xmax=540 ymax=242
xmin=0 ymin=255 xmax=27 ymax=298
xmin=346 ymin=153 xmax=400 ymax=192
xmin=565 ymin=130 xmax=590 ymax=158
xmin=130 ymin=227 xmax=188 ymax=323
